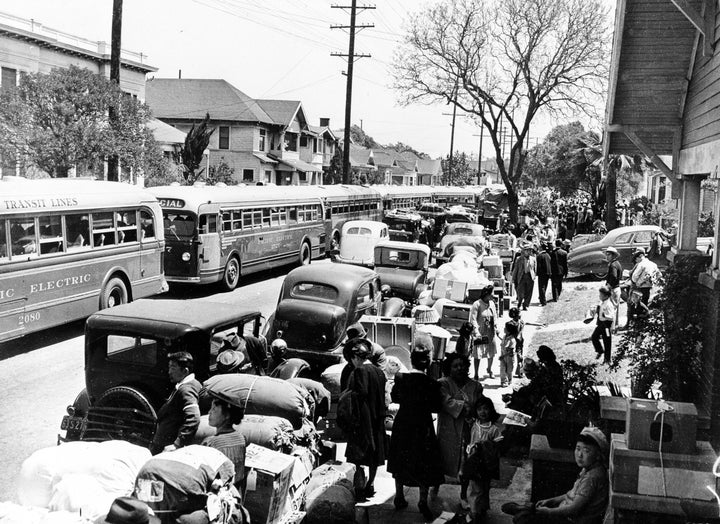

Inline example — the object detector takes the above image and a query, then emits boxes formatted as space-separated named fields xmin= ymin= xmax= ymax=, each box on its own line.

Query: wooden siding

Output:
xmin=682 ymin=6 xmax=720 ymax=149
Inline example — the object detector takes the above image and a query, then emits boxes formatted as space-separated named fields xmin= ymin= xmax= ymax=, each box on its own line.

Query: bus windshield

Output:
xmin=164 ymin=212 xmax=197 ymax=241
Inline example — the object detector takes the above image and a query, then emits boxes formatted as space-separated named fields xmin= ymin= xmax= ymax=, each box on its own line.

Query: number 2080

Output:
xmin=19 ymin=312 xmax=40 ymax=325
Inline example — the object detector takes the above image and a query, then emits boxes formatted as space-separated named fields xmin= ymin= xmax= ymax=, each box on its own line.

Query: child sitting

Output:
xmin=501 ymin=426 xmax=609 ymax=524
xmin=507 ymin=307 xmax=525 ymax=378
xmin=461 ymin=396 xmax=502 ymax=523
xmin=499 ymin=322 xmax=518 ymax=387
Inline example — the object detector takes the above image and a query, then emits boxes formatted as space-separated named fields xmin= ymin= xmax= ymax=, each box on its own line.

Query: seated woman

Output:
xmin=501 ymin=426 xmax=609 ymax=524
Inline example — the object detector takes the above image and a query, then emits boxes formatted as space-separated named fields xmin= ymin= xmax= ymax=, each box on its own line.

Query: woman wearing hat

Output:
xmin=342 ymin=338 xmax=387 ymax=500
xmin=469 ymin=284 xmax=499 ymax=380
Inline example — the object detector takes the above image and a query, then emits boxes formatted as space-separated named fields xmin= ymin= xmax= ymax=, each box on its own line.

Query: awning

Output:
xmin=253 ymin=153 xmax=278 ymax=164
xmin=275 ymin=157 xmax=323 ymax=173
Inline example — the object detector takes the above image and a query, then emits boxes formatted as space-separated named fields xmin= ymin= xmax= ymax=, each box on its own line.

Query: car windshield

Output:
xmin=290 ymin=282 xmax=339 ymax=302
xmin=447 ymin=224 xmax=482 ymax=236
xmin=163 ymin=212 xmax=197 ymax=241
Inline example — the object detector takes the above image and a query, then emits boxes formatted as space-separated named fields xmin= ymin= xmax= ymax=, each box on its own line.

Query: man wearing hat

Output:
xmin=604 ymin=247 xmax=623 ymax=306
xmin=216 ymin=349 xmax=245 ymax=374
xmin=535 ymin=243 xmax=552 ymax=306
xmin=628 ymin=248 xmax=658 ymax=321
xmin=550 ymin=239 xmax=568 ymax=301
xmin=150 ymin=351 xmax=201 ymax=455
xmin=511 ymin=241 xmax=537 ymax=310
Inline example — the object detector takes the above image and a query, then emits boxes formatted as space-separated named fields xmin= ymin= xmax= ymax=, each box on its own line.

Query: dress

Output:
xmin=151 ymin=374 xmax=201 ymax=455
xmin=466 ymin=422 xmax=502 ymax=516
xmin=344 ymin=363 xmax=387 ymax=467
xmin=387 ymin=371 xmax=444 ymax=487
xmin=469 ymin=298 xmax=498 ymax=360
xmin=437 ymin=376 xmax=485 ymax=478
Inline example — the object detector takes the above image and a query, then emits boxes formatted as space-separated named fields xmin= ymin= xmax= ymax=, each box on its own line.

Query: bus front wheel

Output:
xmin=222 ymin=257 xmax=240 ymax=291
xmin=299 ymin=242 xmax=311 ymax=266
xmin=101 ymin=277 xmax=128 ymax=309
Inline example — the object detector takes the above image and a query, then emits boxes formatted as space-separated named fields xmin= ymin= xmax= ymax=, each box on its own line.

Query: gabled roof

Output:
xmin=146 ymin=118 xmax=186 ymax=145
xmin=417 ymin=159 xmax=442 ymax=176
xmin=308 ymin=125 xmax=337 ymax=141
xmin=256 ymin=99 xmax=304 ymax=128
xmin=349 ymin=144 xmax=374 ymax=166
xmin=395 ymin=159 xmax=418 ymax=172
xmin=372 ymin=150 xmax=398 ymax=168
xmin=146 ymin=78 xmax=274 ymax=123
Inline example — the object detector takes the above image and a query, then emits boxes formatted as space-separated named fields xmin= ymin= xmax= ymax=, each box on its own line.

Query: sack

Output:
xmin=304 ymin=483 xmax=355 ymax=524
xmin=202 ymin=374 xmax=310 ymax=429
xmin=239 ymin=414 xmax=295 ymax=453
xmin=336 ymin=390 xmax=359 ymax=434
xmin=320 ymin=364 xmax=345 ymax=402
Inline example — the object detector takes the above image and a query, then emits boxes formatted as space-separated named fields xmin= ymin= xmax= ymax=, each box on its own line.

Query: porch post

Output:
xmin=675 ymin=173 xmax=707 ymax=252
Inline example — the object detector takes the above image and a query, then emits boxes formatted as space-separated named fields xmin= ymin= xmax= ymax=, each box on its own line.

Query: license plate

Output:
xmin=61 ymin=415 xmax=85 ymax=432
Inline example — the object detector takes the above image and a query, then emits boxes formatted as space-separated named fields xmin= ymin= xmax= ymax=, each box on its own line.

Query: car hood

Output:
xmin=273 ymin=299 xmax=347 ymax=351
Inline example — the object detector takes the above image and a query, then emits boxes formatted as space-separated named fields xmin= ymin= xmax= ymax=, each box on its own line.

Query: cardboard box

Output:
xmin=359 ymin=315 xmax=414 ymax=350
xmin=610 ymin=434 xmax=717 ymax=500
xmin=432 ymin=278 xmax=468 ymax=302
xmin=626 ymin=398 xmax=698 ymax=454
xmin=244 ymin=443 xmax=296 ymax=524
xmin=286 ymin=447 xmax=316 ymax=512
xmin=439 ymin=303 xmax=472 ymax=332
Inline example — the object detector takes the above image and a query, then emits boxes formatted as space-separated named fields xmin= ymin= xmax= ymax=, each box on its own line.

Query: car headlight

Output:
xmin=181 ymin=252 xmax=191 ymax=262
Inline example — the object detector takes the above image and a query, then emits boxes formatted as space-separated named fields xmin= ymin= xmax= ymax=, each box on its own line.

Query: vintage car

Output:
xmin=383 ymin=210 xmax=426 ymax=243
xmin=266 ymin=264 xmax=397 ymax=371
xmin=373 ymin=241 xmax=431 ymax=302
xmin=567 ymin=225 xmax=713 ymax=278
xmin=334 ymin=220 xmax=389 ymax=267
xmin=444 ymin=205 xmax=477 ymax=224
xmin=59 ymin=299 xmax=265 ymax=446
xmin=436 ymin=222 xmax=486 ymax=264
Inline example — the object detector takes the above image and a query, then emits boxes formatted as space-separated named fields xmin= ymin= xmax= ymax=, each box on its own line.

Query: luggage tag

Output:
xmin=246 ymin=469 xmax=257 ymax=491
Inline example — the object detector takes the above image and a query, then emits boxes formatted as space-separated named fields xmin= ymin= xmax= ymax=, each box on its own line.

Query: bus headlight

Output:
xmin=182 ymin=252 xmax=191 ymax=262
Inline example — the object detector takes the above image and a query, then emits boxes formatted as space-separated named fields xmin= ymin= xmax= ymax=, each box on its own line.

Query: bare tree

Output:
xmin=392 ymin=0 xmax=610 ymax=223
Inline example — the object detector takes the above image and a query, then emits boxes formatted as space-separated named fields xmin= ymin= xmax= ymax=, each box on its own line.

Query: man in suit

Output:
xmin=512 ymin=242 xmax=537 ymax=311
xmin=536 ymin=243 xmax=552 ymax=306
xmin=550 ymin=239 xmax=569 ymax=301
xmin=150 ymin=351 xmax=201 ymax=455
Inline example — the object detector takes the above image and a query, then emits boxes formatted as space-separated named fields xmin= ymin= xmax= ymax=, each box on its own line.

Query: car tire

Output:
xmin=221 ymin=257 xmax=240 ymax=291
xmin=100 ymin=277 xmax=128 ymax=309
xmin=94 ymin=386 xmax=157 ymax=446
xmin=299 ymin=242 xmax=311 ymax=266
xmin=592 ymin=269 xmax=608 ymax=280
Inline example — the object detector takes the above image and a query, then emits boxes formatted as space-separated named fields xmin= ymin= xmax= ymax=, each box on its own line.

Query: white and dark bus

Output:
xmin=0 ymin=177 xmax=167 ymax=342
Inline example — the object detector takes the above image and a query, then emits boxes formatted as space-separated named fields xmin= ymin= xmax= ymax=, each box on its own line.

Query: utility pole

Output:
xmin=442 ymin=82 xmax=459 ymax=186
xmin=331 ymin=1 xmax=374 ymax=184
xmin=107 ymin=0 xmax=122 ymax=182
xmin=472 ymin=103 xmax=485 ymax=183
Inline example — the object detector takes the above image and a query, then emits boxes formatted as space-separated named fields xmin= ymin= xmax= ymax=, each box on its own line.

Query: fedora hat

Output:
xmin=604 ymin=247 xmax=619 ymax=257
xmin=216 ymin=349 xmax=245 ymax=373
xmin=99 ymin=497 xmax=160 ymax=524
xmin=632 ymin=248 xmax=645 ymax=259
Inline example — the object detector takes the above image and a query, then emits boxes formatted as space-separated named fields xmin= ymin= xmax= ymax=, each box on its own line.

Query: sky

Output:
xmin=3 ymin=0 xmax=612 ymax=159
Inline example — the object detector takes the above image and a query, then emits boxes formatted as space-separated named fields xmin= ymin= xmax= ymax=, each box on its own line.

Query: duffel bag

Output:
xmin=304 ymin=482 xmax=355 ymax=524
xmin=202 ymin=375 xmax=309 ymax=429
xmin=239 ymin=414 xmax=294 ymax=453
xmin=288 ymin=378 xmax=331 ymax=420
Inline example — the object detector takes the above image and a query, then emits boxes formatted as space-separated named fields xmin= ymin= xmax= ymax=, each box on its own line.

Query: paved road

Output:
xmin=0 ymin=259 xmax=329 ymax=502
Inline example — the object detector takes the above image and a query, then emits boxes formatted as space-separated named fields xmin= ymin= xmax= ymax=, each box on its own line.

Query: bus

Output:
xmin=147 ymin=185 xmax=327 ymax=290
xmin=0 ymin=177 xmax=167 ymax=342
xmin=373 ymin=185 xmax=434 ymax=213
xmin=431 ymin=186 xmax=476 ymax=207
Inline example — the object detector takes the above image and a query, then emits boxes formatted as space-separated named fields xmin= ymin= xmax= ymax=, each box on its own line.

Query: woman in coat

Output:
xmin=468 ymin=284 xmax=499 ymax=379
xmin=343 ymin=338 xmax=387 ymax=500
xmin=387 ymin=349 xmax=444 ymax=521
xmin=437 ymin=353 xmax=485 ymax=507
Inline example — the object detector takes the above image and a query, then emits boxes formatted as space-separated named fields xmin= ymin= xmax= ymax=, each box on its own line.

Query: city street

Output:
xmin=0 ymin=258 xmax=315 ymax=502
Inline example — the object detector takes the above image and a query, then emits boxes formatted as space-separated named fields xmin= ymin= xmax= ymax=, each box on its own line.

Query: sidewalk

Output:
xmin=349 ymin=286 xmax=549 ymax=523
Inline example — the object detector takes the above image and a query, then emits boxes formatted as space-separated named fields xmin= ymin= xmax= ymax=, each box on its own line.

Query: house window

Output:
xmin=314 ymin=138 xmax=323 ymax=153
xmin=242 ymin=169 xmax=254 ymax=182
xmin=298 ymin=172 xmax=307 ymax=182
xmin=258 ymin=129 xmax=266 ymax=151
xmin=1 ymin=67 xmax=17 ymax=92
xmin=219 ymin=126 xmax=230 ymax=150
xmin=300 ymin=136 xmax=308 ymax=148
xmin=264 ymin=170 xmax=272 ymax=183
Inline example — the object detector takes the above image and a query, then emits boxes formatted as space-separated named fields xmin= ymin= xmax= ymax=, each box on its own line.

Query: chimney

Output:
xmin=319 ymin=117 xmax=330 ymax=127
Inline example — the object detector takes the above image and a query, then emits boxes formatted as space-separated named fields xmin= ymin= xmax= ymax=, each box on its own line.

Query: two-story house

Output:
xmin=146 ymin=78 xmax=331 ymax=186
xmin=0 ymin=10 xmax=157 ymax=177
xmin=417 ymin=159 xmax=443 ymax=185
xmin=371 ymin=149 xmax=418 ymax=186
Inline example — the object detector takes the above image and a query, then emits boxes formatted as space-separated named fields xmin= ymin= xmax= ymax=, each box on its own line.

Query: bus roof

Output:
xmin=0 ymin=178 xmax=159 ymax=213
xmin=147 ymin=184 xmax=325 ymax=210
xmin=290 ymin=184 xmax=380 ymax=201
xmin=371 ymin=185 xmax=434 ymax=198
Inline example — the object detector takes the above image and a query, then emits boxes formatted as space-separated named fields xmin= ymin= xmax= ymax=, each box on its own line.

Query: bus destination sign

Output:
xmin=158 ymin=198 xmax=185 ymax=209
xmin=2 ymin=197 xmax=79 ymax=210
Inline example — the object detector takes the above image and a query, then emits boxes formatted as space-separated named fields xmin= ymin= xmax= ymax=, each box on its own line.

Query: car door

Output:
xmin=354 ymin=280 xmax=378 ymax=320
xmin=613 ymin=232 xmax=635 ymax=267
xmin=631 ymin=229 xmax=657 ymax=262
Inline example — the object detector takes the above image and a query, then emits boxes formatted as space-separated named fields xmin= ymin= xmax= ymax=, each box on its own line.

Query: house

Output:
xmin=146 ymin=78 xmax=336 ymax=186
xmin=468 ymin=159 xmax=501 ymax=185
xmin=0 ymin=10 xmax=157 ymax=177
xmin=417 ymin=159 xmax=442 ymax=185
xmin=372 ymin=149 xmax=417 ymax=185
xmin=307 ymin=117 xmax=338 ymax=174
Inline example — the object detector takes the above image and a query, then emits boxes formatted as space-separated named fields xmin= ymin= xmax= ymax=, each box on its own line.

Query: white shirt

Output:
xmin=175 ymin=372 xmax=196 ymax=391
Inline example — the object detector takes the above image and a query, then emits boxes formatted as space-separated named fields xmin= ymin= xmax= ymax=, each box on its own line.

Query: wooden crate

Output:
xmin=439 ymin=303 xmax=472 ymax=332
xmin=359 ymin=315 xmax=414 ymax=351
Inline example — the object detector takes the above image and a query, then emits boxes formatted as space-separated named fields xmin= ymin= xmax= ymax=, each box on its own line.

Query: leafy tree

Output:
xmin=142 ymin=145 xmax=183 ymax=187
xmin=386 ymin=141 xmax=430 ymax=159
xmin=324 ymin=145 xmax=344 ymax=184
xmin=206 ymin=158 xmax=236 ymax=185
xmin=522 ymin=187 xmax=555 ymax=220
xmin=392 ymin=0 xmax=610 ymax=223
xmin=0 ymin=65 xmax=160 ymax=178
xmin=441 ymin=151 xmax=473 ymax=185
xmin=349 ymin=124 xmax=380 ymax=149
xmin=181 ymin=113 xmax=214 ymax=184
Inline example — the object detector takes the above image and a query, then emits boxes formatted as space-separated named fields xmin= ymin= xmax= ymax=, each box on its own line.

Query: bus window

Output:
xmin=278 ymin=207 xmax=287 ymax=225
xmin=262 ymin=208 xmax=271 ymax=227
xmin=199 ymin=214 xmax=217 ymax=234
xmin=66 ymin=214 xmax=90 ymax=250
xmin=140 ymin=210 xmax=155 ymax=240
xmin=92 ymin=212 xmax=116 ymax=247
xmin=9 ymin=217 xmax=36 ymax=256
xmin=252 ymin=210 xmax=262 ymax=229
xmin=39 ymin=215 xmax=64 ymax=255
xmin=164 ymin=212 xmax=195 ymax=240
xmin=117 ymin=211 xmax=138 ymax=243
xmin=288 ymin=207 xmax=298 ymax=224
xmin=242 ymin=210 xmax=252 ymax=229
xmin=0 ymin=220 xmax=7 ymax=260
xmin=222 ymin=211 xmax=232 ymax=232
xmin=232 ymin=210 xmax=242 ymax=231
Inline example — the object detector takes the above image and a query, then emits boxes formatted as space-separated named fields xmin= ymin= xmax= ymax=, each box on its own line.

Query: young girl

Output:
xmin=455 ymin=322 xmax=474 ymax=358
xmin=463 ymin=397 xmax=502 ymax=523
xmin=499 ymin=322 xmax=518 ymax=387
xmin=584 ymin=285 xmax=616 ymax=364
xmin=202 ymin=398 xmax=246 ymax=493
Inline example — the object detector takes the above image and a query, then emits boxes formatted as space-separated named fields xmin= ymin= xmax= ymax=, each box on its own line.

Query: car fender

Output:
xmin=568 ymin=251 xmax=607 ymax=275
